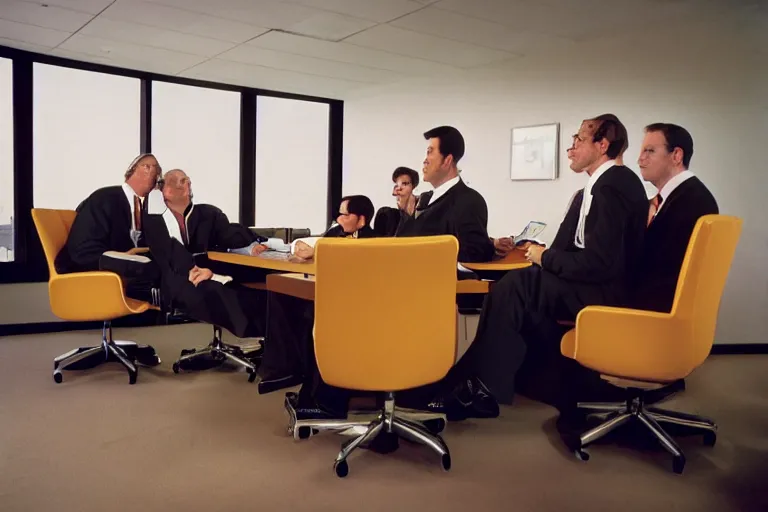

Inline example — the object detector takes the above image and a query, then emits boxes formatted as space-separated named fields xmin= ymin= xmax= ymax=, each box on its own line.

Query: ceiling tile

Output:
xmin=101 ymin=0 xmax=269 ymax=44
xmin=48 ymin=47 xmax=122 ymax=67
xmin=0 ymin=37 xmax=54 ymax=53
xmin=247 ymin=31 xmax=457 ymax=75
xmin=391 ymin=6 xmax=573 ymax=55
xmin=218 ymin=45 xmax=401 ymax=83
xmin=287 ymin=0 xmax=425 ymax=23
xmin=343 ymin=24 xmax=514 ymax=68
xmin=181 ymin=57 xmax=364 ymax=98
xmin=23 ymin=0 xmax=115 ymax=15
xmin=58 ymin=34 xmax=208 ymax=74
xmin=143 ymin=0 xmax=324 ymax=30
xmin=80 ymin=18 xmax=237 ymax=57
xmin=0 ymin=0 xmax=93 ymax=32
xmin=284 ymin=12 xmax=375 ymax=41
xmin=0 ymin=18 xmax=71 ymax=47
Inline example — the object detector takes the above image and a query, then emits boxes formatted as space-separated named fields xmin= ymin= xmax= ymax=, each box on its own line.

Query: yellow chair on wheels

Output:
xmin=288 ymin=235 xmax=459 ymax=478
xmin=32 ymin=208 xmax=155 ymax=384
xmin=560 ymin=214 xmax=742 ymax=474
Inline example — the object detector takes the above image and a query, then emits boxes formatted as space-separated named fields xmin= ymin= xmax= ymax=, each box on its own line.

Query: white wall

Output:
xmin=343 ymin=23 xmax=768 ymax=345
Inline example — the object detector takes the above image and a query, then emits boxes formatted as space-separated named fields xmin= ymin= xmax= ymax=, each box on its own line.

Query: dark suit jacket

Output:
xmin=396 ymin=179 xmax=495 ymax=263
xmin=372 ymin=206 xmax=403 ymax=237
xmin=540 ymin=165 xmax=649 ymax=313
xmin=323 ymin=224 xmax=376 ymax=239
xmin=631 ymin=176 xmax=718 ymax=312
xmin=54 ymin=185 xmax=137 ymax=273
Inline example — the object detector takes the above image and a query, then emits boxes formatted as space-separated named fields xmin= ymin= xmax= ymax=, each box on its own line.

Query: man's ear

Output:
xmin=671 ymin=147 xmax=684 ymax=166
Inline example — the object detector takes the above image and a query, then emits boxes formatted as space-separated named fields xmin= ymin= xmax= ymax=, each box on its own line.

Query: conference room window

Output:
xmin=33 ymin=63 xmax=141 ymax=210
xmin=152 ymin=81 xmax=241 ymax=222
xmin=255 ymin=96 xmax=330 ymax=235
xmin=0 ymin=57 xmax=13 ymax=262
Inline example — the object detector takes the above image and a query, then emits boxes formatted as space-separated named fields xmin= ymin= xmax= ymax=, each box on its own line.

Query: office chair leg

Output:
xmin=579 ymin=411 xmax=632 ymax=447
xmin=637 ymin=411 xmax=686 ymax=474
xmin=392 ymin=417 xmax=452 ymax=471
xmin=171 ymin=325 xmax=262 ymax=378
xmin=105 ymin=340 xmax=138 ymax=385
xmin=218 ymin=349 xmax=258 ymax=373
xmin=577 ymin=402 xmax=626 ymax=413
xmin=52 ymin=346 xmax=106 ymax=382
xmin=333 ymin=421 xmax=384 ymax=478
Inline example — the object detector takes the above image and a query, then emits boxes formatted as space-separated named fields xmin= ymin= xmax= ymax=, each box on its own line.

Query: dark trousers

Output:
xmin=401 ymin=265 xmax=585 ymax=406
xmin=98 ymin=254 xmax=161 ymax=304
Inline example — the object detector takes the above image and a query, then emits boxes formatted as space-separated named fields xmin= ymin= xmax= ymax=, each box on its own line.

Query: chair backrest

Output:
xmin=31 ymin=208 xmax=77 ymax=278
xmin=670 ymin=214 xmax=743 ymax=366
xmin=313 ymin=235 xmax=459 ymax=391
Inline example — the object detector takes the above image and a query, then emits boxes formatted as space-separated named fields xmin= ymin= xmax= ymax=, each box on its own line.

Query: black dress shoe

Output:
xmin=286 ymin=391 xmax=347 ymax=421
xmin=134 ymin=345 xmax=161 ymax=367
xmin=427 ymin=377 xmax=500 ymax=421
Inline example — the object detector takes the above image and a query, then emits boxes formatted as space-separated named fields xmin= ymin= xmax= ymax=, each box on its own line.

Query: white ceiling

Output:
xmin=0 ymin=0 xmax=764 ymax=99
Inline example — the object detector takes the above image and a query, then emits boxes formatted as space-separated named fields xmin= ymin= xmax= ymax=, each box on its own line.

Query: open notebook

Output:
xmin=511 ymin=221 xmax=547 ymax=246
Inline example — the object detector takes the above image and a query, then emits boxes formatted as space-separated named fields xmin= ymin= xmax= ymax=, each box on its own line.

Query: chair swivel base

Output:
xmin=171 ymin=326 xmax=262 ymax=381
xmin=52 ymin=322 xmax=148 ymax=385
xmin=569 ymin=396 xmax=717 ymax=474
xmin=284 ymin=392 xmax=450 ymax=478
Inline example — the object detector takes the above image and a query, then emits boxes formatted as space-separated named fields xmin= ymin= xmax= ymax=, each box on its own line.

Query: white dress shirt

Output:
xmin=575 ymin=159 xmax=616 ymax=248
xmin=121 ymin=182 xmax=141 ymax=231
xmin=654 ymin=170 xmax=695 ymax=215
xmin=428 ymin=175 xmax=461 ymax=205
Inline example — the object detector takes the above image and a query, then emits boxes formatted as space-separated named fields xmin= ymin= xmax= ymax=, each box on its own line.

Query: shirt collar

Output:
xmin=656 ymin=170 xmax=695 ymax=212
xmin=122 ymin=182 xmax=140 ymax=207
xmin=430 ymin=175 xmax=461 ymax=204
xmin=584 ymin=159 xmax=616 ymax=194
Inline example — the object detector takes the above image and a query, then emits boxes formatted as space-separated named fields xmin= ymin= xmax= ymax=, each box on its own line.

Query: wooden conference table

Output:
xmin=208 ymin=248 xmax=531 ymax=298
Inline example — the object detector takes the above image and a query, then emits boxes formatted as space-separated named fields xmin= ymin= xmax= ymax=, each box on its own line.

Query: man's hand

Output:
xmin=188 ymin=265 xmax=213 ymax=286
xmin=493 ymin=237 xmax=515 ymax=257
xmin=525 ymin=244 xmax=546 ymax=266
xmin=293 ymin=240 xmax=315 ymax=260
xmin=250 ymin=243 xmax=268 ymax=256
xmin=397 ymin=193 xmax=417 ymax=216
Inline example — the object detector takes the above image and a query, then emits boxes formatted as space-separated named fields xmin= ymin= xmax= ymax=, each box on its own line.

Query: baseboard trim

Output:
xmin=710 ymin=344 xmax=768 ymax=355
xmin=0 ymin=311 xmax=196 ymax=337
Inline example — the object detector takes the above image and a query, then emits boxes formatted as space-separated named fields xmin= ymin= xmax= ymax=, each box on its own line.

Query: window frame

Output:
xmin=0 ymin=44 xmax=343 ymax=284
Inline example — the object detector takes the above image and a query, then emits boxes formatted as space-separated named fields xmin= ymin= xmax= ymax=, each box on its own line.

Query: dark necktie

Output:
xmin=648 ymin=193 xmax=663 ymax=226
xmin=133 ymin=195 xmax=142 ymax=231
xmin=414 ymin=191 xmax=434 ymax=218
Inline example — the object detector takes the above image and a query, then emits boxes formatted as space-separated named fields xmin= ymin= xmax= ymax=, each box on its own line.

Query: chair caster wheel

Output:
xmin=129 ymin=372 xmax=137 ymax=385
xmin=297 ymin=426 xmax=313 ymax=440
xmin=172 ymin=362 xmax=180 ymax=374
xmin=441 ymin=453 xmax=452 ymax=471
xmin=423 ymin=418 xmax=446 ymax=434
xmin=53 ymin=372 xmax=63 ymax=383
xmin=575 ymin=449 xmax=590 ymax=462
xmin=703 ymin=431 xmax=716 ymax=447
xmin=672 ymin=455 xmax=686 ymax=474
xmin=247 ymin=370 xmax=257 ymax=383
xmin=334 ymin=460 xmax=349 ymax=478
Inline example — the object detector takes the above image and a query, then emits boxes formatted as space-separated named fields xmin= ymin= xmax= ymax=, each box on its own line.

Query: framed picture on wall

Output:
xmin=509 ymin=123 xmax=559 ymax=181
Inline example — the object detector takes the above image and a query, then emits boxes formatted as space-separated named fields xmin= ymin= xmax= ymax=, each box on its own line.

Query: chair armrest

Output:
xmin=49 ymin=272 xmax=148 ymax=321
xmin=570 ymin=306 xmax=693 ymax=382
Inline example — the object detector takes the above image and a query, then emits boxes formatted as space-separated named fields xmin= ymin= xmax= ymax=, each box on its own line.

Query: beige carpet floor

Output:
xmin=1 ymin=323 xmax=767 ymax=512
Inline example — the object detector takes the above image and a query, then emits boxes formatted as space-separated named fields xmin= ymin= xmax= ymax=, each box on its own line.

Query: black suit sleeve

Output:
xmin=541 ymin=184 xmax=634 ymax=283
xmin=65 ymin=197 xmax=114 ymax=270
xmin=208 ymin=207 xmax=261 ymax=249
xmin=141 ymin=208 xmax=195 ymax=276
xmin=455 ymin=195 xmax=494 ymax=263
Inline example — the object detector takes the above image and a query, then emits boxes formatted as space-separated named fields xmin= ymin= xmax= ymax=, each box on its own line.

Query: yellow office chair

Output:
xmin=560 ymin=214 xmax=742 ymax=474
xmin=32 ymin=208 xmax=154 ymax=384
xmin=287 ymin=236 xmax=459 ymax=478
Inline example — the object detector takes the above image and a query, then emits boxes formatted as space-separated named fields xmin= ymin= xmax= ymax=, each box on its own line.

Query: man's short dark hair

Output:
xmin=392 ymin=166 xmax=419 ymax=188
xmin=644 ymin=122 xmax=694 ymax=169
xmin=589 ymin=114 xmax=628 ymax=160
xmin=423 ymin=125 xmax=465 ymax=164
xmin=341 ymin=195 xmax=375 ymax=227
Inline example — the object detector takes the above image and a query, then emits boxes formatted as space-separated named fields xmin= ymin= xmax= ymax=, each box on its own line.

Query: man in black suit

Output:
xmin=397 ymin=126 xmax=495 ymax=263
xmin=410 ymin=114 xmax=649 ymax=420
xmin=141 ymin=169 xmax=269 ymax=339
xmin=54 ymin=153 xmax=162 ymax=366
xmin=634 ymin=123 xmax=718 ymax=312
